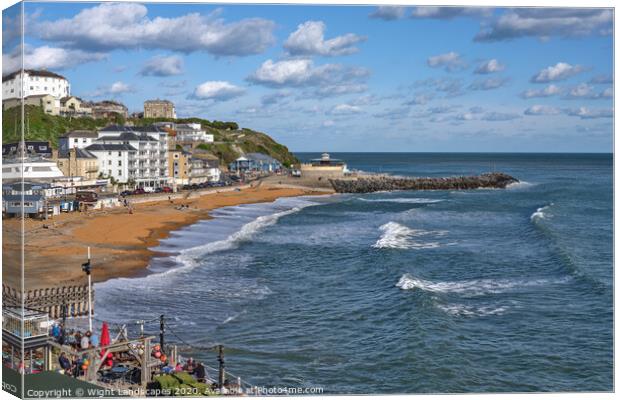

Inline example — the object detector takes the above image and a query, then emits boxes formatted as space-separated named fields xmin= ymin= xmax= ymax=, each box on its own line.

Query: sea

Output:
xmin=94 ymin=153 xmax=613 ymax=393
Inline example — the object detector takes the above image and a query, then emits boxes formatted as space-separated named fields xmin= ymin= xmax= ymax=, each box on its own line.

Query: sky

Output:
xmin=2 ymin=2 xmax=614 ymax=152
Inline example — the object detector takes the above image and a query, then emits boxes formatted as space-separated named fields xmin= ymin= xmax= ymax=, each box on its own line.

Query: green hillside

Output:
xmin=2 ymin=105 xmax=299 ymax=167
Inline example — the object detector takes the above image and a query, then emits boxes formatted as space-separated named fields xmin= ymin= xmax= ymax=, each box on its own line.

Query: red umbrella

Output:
xmin=100 ymin=322 xmax=113 ymax=366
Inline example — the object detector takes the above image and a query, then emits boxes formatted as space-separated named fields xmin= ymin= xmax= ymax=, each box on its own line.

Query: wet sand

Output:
xmin=2 ymin=185 xmax=329 ymax=289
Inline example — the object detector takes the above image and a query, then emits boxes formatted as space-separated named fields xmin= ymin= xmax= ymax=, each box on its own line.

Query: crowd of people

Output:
xmin=50 ymin=324 xmax=99 ymax=351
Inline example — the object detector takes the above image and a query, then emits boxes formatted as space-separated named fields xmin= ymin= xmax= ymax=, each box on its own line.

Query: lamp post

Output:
xmin=81 ymin=247 xmax=93 ymax=331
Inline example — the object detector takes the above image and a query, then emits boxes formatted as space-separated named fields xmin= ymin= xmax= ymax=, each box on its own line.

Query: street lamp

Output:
xmin=81 ymin=247 xmax=93 ymax=331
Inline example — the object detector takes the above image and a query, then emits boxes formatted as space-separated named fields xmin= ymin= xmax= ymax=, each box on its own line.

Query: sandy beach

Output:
xmin=2 ymin=185 xmax=330 ymax=289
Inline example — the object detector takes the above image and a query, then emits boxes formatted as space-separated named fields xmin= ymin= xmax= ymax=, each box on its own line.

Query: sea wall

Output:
xmin=329 ymin=173 xmax=518 ymax=193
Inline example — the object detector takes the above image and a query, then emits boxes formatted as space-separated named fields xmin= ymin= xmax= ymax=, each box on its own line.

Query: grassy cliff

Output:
xmin=2 ymin=105 xmax=299 ymax=167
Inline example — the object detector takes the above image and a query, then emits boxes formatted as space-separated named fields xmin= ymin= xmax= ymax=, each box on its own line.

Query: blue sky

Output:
xmin=2 ymin=2 xmax=614 ymax=152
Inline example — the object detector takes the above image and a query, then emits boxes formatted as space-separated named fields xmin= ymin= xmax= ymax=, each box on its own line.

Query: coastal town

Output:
xmin=1 ymin=68 xmax=350 ymax=396
xmin=1 ymin=69 xmax=522 ymax=397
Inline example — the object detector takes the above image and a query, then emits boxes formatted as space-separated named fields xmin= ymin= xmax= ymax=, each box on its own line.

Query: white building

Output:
xmin=93 ymin=125 xmax=170 ymax=187
xmin=84 ymin=143 xmax=137 ymax=184
xmin=175 ymin=123 xmax=214 ymax=143
xmin=58 ymin=131 xmax=99 ymax=153
xmin=2 ymin=69 xmax=70 ymax=100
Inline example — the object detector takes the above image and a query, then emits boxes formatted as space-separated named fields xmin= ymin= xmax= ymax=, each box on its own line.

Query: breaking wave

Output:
xmin=506 ymin=181 xmax=535 ymax=190
xmin=373 ymin=222 xmax=446 ymax=250
xmin=531 ymin=203 xmax=553 ymax=222
xmin=396 ymin=273 xmax=568 ymax=297
xmin=154 ymin=203 xmax=315 ymax=277
xmin=359 ymin=197 xmax=444 ymax=204
xmin=436 ymin=303 xmax=509 ymax=317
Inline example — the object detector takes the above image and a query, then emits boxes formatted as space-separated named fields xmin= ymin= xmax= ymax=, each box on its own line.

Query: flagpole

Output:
xmin=87 ymin=246 xmax=92 ymax=332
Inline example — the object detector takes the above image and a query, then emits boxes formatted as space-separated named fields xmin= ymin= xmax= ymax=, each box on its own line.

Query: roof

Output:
xmin=97 ymin=132 xmax=158 ymax=142
xmin=60 ymin=130 xmax=98 ymax=138
xmin=59 ymin=96 xmax=83 ymax=104
xmin=2 ymin=69 xmax=67 ymax=82
xmin=85 ymin=144 xmax=137 ymax=152
xmin=58 ymin=148 xmax=97 ymax=159
xmin=132 ymin=125 xmax=166 ymax=133
xmin=246 ymin=152 xmax=281 ymax=163
xmin=145 ymin=99 xmax=174 ymax=105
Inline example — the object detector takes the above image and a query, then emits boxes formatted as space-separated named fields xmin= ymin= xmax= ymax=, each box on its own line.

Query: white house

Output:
xmin=84 ymin=143 xmax=137 ymax=184
xmin=175 ymin=123 xmax=214 ymax=143
xmin=58 ymin=131 xmax=99 ymax=153
xmin=2 ymin=69 xmax=70 ymax=100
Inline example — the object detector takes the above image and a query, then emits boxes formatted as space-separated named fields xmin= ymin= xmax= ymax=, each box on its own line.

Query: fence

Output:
xmin=2 ymin=284 xmax=93 ymax=319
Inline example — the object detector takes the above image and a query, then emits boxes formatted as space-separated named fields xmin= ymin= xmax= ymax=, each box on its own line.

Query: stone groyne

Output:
xmin=329 ymin=172 xmax=518 ymax=193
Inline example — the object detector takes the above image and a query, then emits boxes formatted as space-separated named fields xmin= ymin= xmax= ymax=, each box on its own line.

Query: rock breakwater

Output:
xmin=330 ymin=173 xmax=518 ymax=193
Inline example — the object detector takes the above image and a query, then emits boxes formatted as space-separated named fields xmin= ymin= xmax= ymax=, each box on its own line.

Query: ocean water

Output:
xmin=94 ymin=153 xmax=613 ymax=393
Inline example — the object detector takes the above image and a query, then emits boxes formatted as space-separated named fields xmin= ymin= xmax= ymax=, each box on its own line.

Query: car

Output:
xmin=162 ymin=186 xmax=173 ymax=193
xmin=133 ymin=188 xmax=146 ymax=195
xmin=120 ymin=190 xmax=133 ymax=197
xmin=154 ymin=187 xmax=163 ymax=193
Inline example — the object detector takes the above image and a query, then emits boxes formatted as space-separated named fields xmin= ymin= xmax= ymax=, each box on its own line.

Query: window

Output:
xmin=118 ymin=170 xmax=122 ymax=176
xmin=44 ymin=87 xmax=48 ymax=91
xmin=74 ymin=138 xmax=78 ymax=143
xmin=82 ymin=139 xmax=87 ymax=143
xmin=118 ymin=160 xmax=122 ymax=166
xmin=29 ymin=86 xmax=33 ymax=90
xmin=118 ymin=151 xmax=122 ymax=156
xmin=108 ymin=151 xmax=112 ymax=156
xmin=108 ymin=160 xmax=112 ymax=165
xmin=108 ymin=170 xmax=112 ymax=175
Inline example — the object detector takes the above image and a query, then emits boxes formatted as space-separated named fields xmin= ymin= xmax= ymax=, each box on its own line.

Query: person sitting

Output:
xmin=194 ymin=362 xmax=208 ymax=383
xmin=184 ymin=357 xmax=195 ymax=373
xmin=58 ymin=352 xmax=72 ymax=374
xmin=81 ymin=331 xmax=91 ymax=350
xmin=90 ymin=332 xmax=99 ymax=348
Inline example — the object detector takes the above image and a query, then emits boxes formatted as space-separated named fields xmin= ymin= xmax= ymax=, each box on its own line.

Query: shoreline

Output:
xmin=2 ymin=184 xmax=332 ymax=289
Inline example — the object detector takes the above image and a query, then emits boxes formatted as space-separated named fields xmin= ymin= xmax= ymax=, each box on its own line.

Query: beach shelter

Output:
xmin=100 ymin=322 xmax=113 ymax=367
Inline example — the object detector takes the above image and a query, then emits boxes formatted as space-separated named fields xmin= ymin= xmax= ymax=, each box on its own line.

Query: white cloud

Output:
xmin=322 ymin=120 xmax=335 ymax=127
xmin=468 ymin=77 xmax=509 ymax=91
xmin=411 ymin=7 xmax=493 ymax=19
xmin=476 ymin=8 xmax=613 ymax=42
xmin=369 ymin=6 xmax=408 ymax=20
xmin=91 ymin=81 xmax=134 ymax=98
xmin=564 ymin=83 xmax=613 ymax=99
xmin=329 ymin=104 xmax=362 ymax=115
xmin=191 ymin=81 xmax=245 ymax=101
xmin=34 ymin=3 xmax=275 ymax=56
xmin=589 ymin=74 xmax=613 ymax=85
xmin=565 ymin=107 xmax=613 ymax=119
xmin=3 ymin=45 xmax=106 ymax=74
xmin=140 ymin=55 xmax=184 ymax=77
xmin=427 ymin=52 xmax=467 ymax=72
xmin=474 ymin=59 xmax=505 ymax=74
xmin=521 ymin=84 xmax=562 ymax=98
xmin=531 ymin=62 xmax=586 ymax=83
xmin=247 ymin=58 xmax=369 ymax=89
xmin=314 ymin=84 xmax=367 ymax=97
xmin=284 ymin=21 xmax=366 ymax=57
xmin=524 ymin=105 xmax=561 ymax=115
